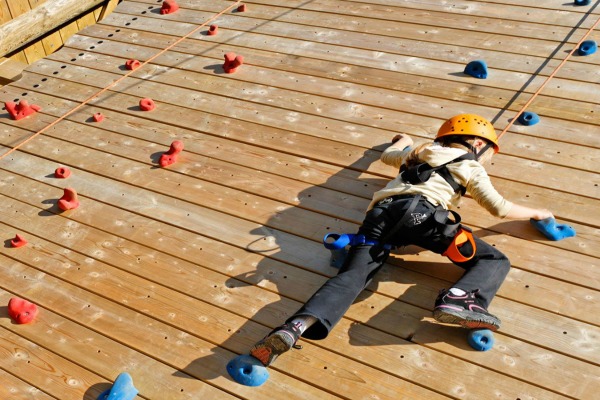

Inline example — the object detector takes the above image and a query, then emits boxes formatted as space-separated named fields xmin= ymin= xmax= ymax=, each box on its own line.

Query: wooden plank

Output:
xmin=98 ymin=0 xmax=121 ymax=21
xmin=0 ymin=368 xmax=55 ymax=400
xmin=0 ymin=322 xmax=106 ymax=399
xmin=0 ymin=56 xmax=27 ymax=84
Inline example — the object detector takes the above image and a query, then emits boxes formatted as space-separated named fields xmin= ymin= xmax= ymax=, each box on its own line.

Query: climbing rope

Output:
xmin=0 ymin=0 xmax=241 ymax=161
xmin=497 ymin=11 xmax=600 ymax=140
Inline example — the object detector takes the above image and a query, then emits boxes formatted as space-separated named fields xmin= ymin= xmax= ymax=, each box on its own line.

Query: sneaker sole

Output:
xmin=433 ymin=309 xmax=500 ymax=331
xmin=250 ymin=334 xmax=292 ymax=367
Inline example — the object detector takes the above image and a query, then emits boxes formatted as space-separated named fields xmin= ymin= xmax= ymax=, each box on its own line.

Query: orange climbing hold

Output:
xmin=160 ymin=0 xmax=179 ymax=14
xmin=8 ymin=297 xmax=38 ymax=324
xmin=237 ymin=4 xmax=247 ymax=12
xmin=5 ymin=100 xmax=41 ymax=120
xmin=159 ymin=140 xmax=184 ymax=167
xmin=92 ymin=112 xmax=104 ymax=122
xmin=125 ymin=59 xmax=141 ymax=70
xmin=223 ymin=52 xmax=244 ymax=73
xmin=10 ymin=234 xmax=28 ymax=248
xmin=208 ymin=24 xmax=218 ymax=36
xmin=139 ymin=98 xmax=156 ymax=111
xmin=58 ymin=188 xmax=80 ymax=211
xmin=54 ymin=166 xmax=71 ymax=179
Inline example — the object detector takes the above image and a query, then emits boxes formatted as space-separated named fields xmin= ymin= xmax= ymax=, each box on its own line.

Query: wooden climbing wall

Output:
xmin=0 ymin=0 xmax=599 ymax=398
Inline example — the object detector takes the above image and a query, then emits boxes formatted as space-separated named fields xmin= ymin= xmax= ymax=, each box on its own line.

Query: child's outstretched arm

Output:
xmin=505 ymin=203 xmax=553 ymax=221
xmin=390 ymin=133 xmax=414 ymax=150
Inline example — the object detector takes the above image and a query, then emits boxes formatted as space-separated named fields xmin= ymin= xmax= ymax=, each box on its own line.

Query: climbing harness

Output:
xmin=324 ymin=195 xmax=476 ymax=267
xmin=399 ymin=153 xmax=476 ymax=196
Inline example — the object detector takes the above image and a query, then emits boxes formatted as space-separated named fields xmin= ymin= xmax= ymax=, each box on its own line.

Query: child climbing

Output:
xmin=249 ymin=114 xmax=554 ymax=367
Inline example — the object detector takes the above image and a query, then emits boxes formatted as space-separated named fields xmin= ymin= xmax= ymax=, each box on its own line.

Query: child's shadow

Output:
xmin=179 ymin=143 xmax=455 ymax=381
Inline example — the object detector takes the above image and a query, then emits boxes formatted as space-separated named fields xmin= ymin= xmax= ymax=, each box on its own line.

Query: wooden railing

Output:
xmin=0 ymin=0 xmax=119 ymax=83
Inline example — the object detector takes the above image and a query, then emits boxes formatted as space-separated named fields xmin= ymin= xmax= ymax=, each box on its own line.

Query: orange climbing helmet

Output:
xmin=436 ymin=114 xmax=500 ymax=153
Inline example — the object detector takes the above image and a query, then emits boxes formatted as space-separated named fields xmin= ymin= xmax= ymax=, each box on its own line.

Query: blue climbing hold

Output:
xmin=464 ymin=60 xmax=488 ymax=79
xmin=468 ymin=329 xmax=495 ymax=351
xmin=574 ymin=0 xmax=591 ymax=6
xmin=227 ymin=355 xmax=269 ymax=387
xmin=578 ymin=40 xmax=597 ymax=56
xmin=530 ymin=217 xmax=576 ymax=241
xmin=517 ymin=111 xmax=539 ymax=126
xmin=97 ymin=373 xmax=138 ymax=400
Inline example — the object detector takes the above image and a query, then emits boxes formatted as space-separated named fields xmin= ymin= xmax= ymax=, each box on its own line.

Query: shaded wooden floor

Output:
xmin=0 ymin=0 xmax=599 ymax=398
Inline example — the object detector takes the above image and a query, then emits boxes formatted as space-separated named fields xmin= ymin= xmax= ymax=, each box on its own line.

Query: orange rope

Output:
xmin=498 ymin=13 xmax=600 ymax=140
xmin=0 ymin=0 xmax=241 ymax=161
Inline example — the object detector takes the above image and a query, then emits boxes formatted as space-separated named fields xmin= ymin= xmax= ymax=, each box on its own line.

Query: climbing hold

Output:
xmin=160 ymin=0 xmax=179 ymax=14
xmin=92 ymin=113 xmax=104 ymax=122
xmin=54 ymin=166 xmax=71 ymax=179
xmin=125 ymin=59 xmax=141 ymax=70
xmin=5 ymin=100 xmax=41 ymax=120
xmin=223 ymin=53 xmax=244 ymax=73
xmin=159 ymin=140 xmax=184 ymax=167
xmin=227 ymin=355 xmax=269 ymax=387
xmin=8 ymin=297 xmax=38 ymax=324
xmin=97 ymin=372 xmax=138 ymax=400
xmin=578 ymin=40 xmax=597 ymax=56
xmin=10 ymin=234 xmax=28 ymax=248
xmin=208 ymin=24 xmax=218 ymax=36
xmin=237 ymin=4 xmax=247 ymax=12
xmin=517 ymin=111 xmax=539 ymax=126
xmin=468 ymin=329 xmax=495 ymax=351
xmin=530 ymin=217 xmax=576 ymax=241
xmin=464 ymin=60 xmax=488 ymax=79
xmin=139 ymin=98 xmax=156 ymax=111
xmin=574 ymin=0 xmax=591 ymax=5
xmin=58 ymin=188 xmax=80 ymax=211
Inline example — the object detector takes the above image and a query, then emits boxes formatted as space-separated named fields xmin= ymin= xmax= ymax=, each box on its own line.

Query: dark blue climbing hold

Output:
xmin=530 ymin=217 xmax=576 ymax=241
xmin=468 ymin=329 xmax=495 ymax=351
xmin=97 ymin=372 xmax=138 ymax=400
xmin=227 ymin=355 xmax=269 ymax=387
xmin=517 ymin=111 xmax=539 ymax=126
xmin=574 ymin=0 xmax=591 ymax=6
xmin=578 ymin=40 xmax=597 ymax=56
xmin=464 ymin=60 xmax=488 ymax=79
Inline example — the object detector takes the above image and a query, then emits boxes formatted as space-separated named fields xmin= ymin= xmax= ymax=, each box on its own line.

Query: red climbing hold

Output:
xmin=223 ymin=53 xmax=244 ymax=73
xmin=8 ymin=297 xmax=38 ymax=324
xmin=125 ymin=59 xmax=141 ymax=70
xmin=160 ymin=0 xmax=179 ymax=14
xmin=92 ymin=112 xmax=104 ymax=122
xmin=208 ymin=24 xmax=218 ymax=36
xmin=237 ymin=4 xmax=247 ymax=12
xmin=159 ymin=140 xmax=184 ymax=167
xmin=58 ymin=188 xmax=80 ymax=211
xmin=5 ymin=100 xmax=41 ymax=120
xmin=10 ymin=234 xmax=27 ymax=248
xmin=54 ymin=166 xmax=71 ymax=179
xmin=139 ymin=98 xmax=155 ymax=111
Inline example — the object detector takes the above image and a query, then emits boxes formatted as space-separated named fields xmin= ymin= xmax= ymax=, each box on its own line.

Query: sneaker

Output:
xmin=433 ymin=289 xmax=501 ymax=331
xmin=250 ymin=322 xmax=301 ymax=367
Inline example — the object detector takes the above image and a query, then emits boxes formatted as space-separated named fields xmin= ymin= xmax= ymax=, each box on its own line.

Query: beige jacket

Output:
xmin=368 ymin=144 xmax=512 ymax=218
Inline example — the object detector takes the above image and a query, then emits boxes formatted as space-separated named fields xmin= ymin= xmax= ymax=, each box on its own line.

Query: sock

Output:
xmin=449 ymin=287 xmax=466 ymax=296
xmin=289 ymin=315 xmax=318 ymax=335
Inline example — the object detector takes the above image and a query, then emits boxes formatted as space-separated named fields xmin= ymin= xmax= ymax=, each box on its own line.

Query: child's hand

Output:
xmin=532 ymin=209 xmax=554 ymax=221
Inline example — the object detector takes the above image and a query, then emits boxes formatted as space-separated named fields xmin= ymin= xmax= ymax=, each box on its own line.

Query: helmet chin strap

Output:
xmin=457 ymin=139 xmax=493 ymax=161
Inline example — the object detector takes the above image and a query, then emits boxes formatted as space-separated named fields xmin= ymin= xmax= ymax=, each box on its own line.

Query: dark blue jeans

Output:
xmin=291 ymin=195 xmax=511 ymax=340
